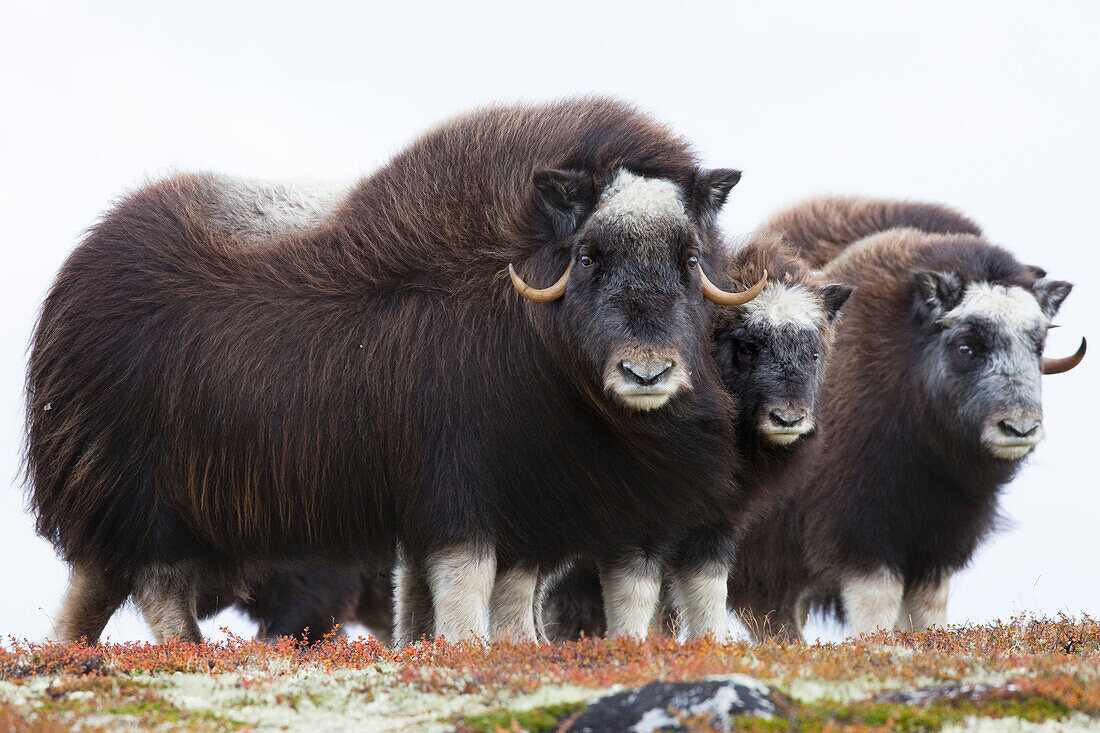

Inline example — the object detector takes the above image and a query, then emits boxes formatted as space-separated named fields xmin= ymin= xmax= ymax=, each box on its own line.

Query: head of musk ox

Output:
xmin=510 ymin=167 xmax=765 ymax=413
xmin=911 ymin=266 xmax=1083 ymax=461
xmin=713 ymin=234 xmax=852 ymax=448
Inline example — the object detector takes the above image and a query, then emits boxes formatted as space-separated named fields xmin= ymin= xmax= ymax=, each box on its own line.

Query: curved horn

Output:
xmin=508 ymin=261 xmax=572 ymax=303
xmin=701 ymin=268 xmax=768 ymax=307
xmin=1042 ymin=337 xmax=1086 ymax=375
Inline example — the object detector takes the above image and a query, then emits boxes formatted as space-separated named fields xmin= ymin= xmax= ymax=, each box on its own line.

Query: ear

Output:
xmin=819 ymin=284 xmax=853 ymax=323
xmin=914 ymin=270 xmax=964 ymax=323
xmin=1024 ymin=264 xmax=1048 ymax=279
xmin=1031 ymin=278 xmax=1073 ymax=319
xmin=533 ymin=169 xmax=595 ymax=240
xmin=691 ymin=168 xmax=742 ymax=225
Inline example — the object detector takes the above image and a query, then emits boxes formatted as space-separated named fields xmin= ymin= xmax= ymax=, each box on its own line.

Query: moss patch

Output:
xmin=457 ymin=701 xmax=588 ymax=732
xmin=726 ymin=687 xmax=1078 ymax=732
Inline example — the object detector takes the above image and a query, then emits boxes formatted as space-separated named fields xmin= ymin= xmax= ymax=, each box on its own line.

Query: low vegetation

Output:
xmin=1 ymin=614 xmax=1097 ymax=731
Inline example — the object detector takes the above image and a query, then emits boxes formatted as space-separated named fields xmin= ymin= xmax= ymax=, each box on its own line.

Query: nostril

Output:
xmin=769 ymin=410 xmax=806 ymax=428
xmin=999 ymin=419 xmax=1041 ymax=438
xmin=621 ymin=360 xmax=673 ymax=386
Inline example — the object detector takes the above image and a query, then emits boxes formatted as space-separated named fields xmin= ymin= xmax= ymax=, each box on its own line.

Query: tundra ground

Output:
xmin=1 ymin=615 xmax=1097 ymax=731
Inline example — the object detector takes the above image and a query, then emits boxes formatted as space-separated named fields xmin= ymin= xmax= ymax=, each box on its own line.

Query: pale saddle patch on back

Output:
xmin=202 ymin=175 xmax=353 ymax=245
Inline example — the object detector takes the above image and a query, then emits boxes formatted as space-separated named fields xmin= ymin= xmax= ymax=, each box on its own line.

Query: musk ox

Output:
xmin=26 ymin=97 xmax=764 ymax=645
xmin=538 ymin=232 xmax=853 ymax=641
xmin=727 ymin=196 xmax=1085 ymax=641
xmin=206 ymin=233 xmax=827 ymax=646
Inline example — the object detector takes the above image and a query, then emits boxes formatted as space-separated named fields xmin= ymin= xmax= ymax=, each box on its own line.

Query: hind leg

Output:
xmin=53 ymin=563 xmax=130 ymax=644
xmin=393 ymin=557 xmax=435 ymax=646
xmin=897 ymin=576 xmax=949 ymax=632
xmin=133 ymin=564 xmax=202 ymax=643
xmin=425 ymin=543 xmax=495 ymax=643
xmin=489 ymin=563 xmax=538 ymax=643
xmin=840 ymin=567 xmax=904 ymax=637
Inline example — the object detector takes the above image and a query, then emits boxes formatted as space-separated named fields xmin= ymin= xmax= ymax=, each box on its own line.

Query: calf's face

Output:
xmin=714 ymin=281 xmax=850 ymax=445
xmin=914 ymin=273 xmax=1075 ymax=460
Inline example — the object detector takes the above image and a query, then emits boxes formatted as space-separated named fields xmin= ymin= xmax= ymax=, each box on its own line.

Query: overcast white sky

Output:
xmin=1 ymin=1 xmax=1097 ymax=644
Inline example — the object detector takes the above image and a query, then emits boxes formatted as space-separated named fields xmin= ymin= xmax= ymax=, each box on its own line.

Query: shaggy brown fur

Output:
xmin=728 ymin=197 xmax=1075 ymax=641
xmin=27 ymin=97 xmax=746 ymax=644
xmin=760 ymin=195 xmax=982 ymax=268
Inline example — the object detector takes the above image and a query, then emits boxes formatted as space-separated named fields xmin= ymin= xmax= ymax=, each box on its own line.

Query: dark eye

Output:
xmin=579 ymin=254 xmax=594 ymax=267
xmin=957 ymin=343 xmax=973 ymax=356
xmin=737 ymin=342 xmax=755 ymax=361
xmin=812 ymin=351 xmax=820 ymax=361
xmin=687 ymin=255 xmax=699 ymax=269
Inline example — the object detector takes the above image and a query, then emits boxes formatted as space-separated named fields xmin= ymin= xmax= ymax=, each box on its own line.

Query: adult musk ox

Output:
xmin=221 ymin=235 xmax=846 ymax=645
xmin=26 ymin=97 xmax=764 ymax=645
xmin=538 ymin=233 xmax=853 ymax=641
xmin=727 ymin=196 xmax=1085 ymax=641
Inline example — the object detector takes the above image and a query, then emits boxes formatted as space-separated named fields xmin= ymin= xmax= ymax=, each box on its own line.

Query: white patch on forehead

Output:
xmin=742 ymin=283 xmax=822 ymax=329
xmin=941 ymin=282 xmax=1047 ymax=329
xmin=592 ymin=169 xmax=688 ymax=230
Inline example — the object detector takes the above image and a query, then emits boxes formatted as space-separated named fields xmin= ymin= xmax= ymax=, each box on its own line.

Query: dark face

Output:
xmin=521 ymin=167 xmax=745 ymax=412
xmin=713 ymin=282 xmax=849 ymax=445
xmin=914 ymin=272 xmax=1073 ymax=460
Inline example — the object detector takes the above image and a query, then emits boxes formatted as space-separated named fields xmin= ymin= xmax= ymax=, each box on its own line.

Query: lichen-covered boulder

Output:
xmin=570 ymin=676 xmax=780 ymax=732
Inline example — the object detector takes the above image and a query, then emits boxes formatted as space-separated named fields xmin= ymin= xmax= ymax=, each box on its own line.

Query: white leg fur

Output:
xmin=840 ymin=567 xmax=904 ymax=637
xmin=532 ymin=566 xmax=561 ymax=644
xmin=393 ymin=557 xmax=434 ymax=646
xmin=53 ymin=563 xmax=129 ymax=644
xmin=599 ymin=557 xmax=662 ymax=639
xmin=897 ymin=576 xmax=950 ymax=632
xmin=668 ymin=564 xmax=731 ymax=641
xmin=133 ymin=564 xmax=202 ymax=643
xmin=489 ymin=565 xmax=539 ymax=643
xmin=426 ymin=544 xmax=496 ymax=643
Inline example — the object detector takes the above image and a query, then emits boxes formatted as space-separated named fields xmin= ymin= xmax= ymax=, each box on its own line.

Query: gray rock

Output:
xmin=570 ymin=676 xmax=779 ymax=732
xmin=874 ymin=682 xmax=1022 ymax=706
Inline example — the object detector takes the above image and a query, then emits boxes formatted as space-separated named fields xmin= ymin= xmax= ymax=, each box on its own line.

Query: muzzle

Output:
xmin=981 ymin=407 xmax=1045 ymax=459
xmin=603 ymin=346 xmax=692 ymax=411
xmin=757 ymin=402 xmax=815 ymax=446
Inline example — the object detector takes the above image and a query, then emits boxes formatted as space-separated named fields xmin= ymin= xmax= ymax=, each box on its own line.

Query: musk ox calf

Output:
xmin=727 ymin=196 xmax=1085 ymax=640
xmin=197 ymin=565 xmax=393 ymax=644
xmin=27 ymin=96 xmax=764 ymax=645
xmin=538 ymin=232 xmax=852 ymax=641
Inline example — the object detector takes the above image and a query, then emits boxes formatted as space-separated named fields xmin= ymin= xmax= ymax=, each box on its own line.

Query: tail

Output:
xmin=758 ymin=196 xmax=982 ymax=269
